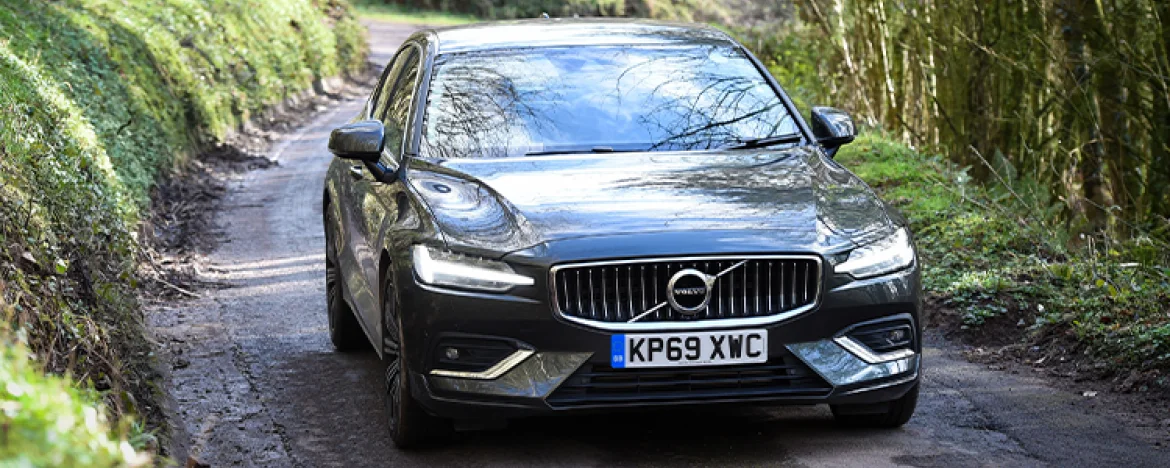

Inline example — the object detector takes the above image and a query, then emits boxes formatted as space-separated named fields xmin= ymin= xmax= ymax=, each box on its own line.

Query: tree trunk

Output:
xmin=1059 ymin=0 xmax=1107 ymax=230
xmin=1149 ymin=0 xmax=1170 ymax=222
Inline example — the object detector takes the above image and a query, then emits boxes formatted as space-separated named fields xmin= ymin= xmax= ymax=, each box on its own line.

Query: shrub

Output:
xmin=0 ymin=320 xmax=148 ymax=466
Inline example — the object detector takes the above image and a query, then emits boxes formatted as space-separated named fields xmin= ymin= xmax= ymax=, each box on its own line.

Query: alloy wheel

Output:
xmin=383 ymin=281 xmax=403 ymax=432
xmin=325 ymin=251 xmax=340 ymax=335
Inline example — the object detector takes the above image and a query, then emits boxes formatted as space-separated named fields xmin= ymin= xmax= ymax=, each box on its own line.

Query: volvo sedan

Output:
xmin=323 ymin=19 xmax=921 ymax=448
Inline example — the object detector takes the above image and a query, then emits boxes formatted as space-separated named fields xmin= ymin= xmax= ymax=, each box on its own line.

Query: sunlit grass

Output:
xmin=351 ymin=0 xmax=478 ymax=25
xmin=838 ymin=132 xmax=1170 ymax=369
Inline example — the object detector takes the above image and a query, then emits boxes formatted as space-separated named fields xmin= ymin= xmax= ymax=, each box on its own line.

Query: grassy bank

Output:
xmin=837 ymin=135 xmax=1170 ymax=389
xmin=0 ymin=0 xmax=367 ymax=461
xmin=356 ymin=0 xmax=730 ymax=22
xmin=349 ymin=0 xmax=758 ymax=25
xmin=352 ymin=0 xmax=478 ymax=24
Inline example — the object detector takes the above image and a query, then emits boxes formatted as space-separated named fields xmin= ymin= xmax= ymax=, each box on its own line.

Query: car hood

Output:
xmin=406 ymin=146 xmax=897 ymax=257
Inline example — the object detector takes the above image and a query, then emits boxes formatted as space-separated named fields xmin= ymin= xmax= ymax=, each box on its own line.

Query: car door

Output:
xmin=338 ymin=46 xmax=410 ymax=327
xmin=349 ymin=44 xmax=421 ymax=329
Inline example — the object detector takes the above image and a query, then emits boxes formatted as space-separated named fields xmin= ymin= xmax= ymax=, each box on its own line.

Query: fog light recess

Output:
xmin=849 ymin=321 xmax=914 ymax=354
xmin=832 ymin=316 xmax=918 ymax=365
xmin=432 ymin=336 xmax=520 ymax=374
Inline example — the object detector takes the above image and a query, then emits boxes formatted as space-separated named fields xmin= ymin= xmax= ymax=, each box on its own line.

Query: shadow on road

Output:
xmin=273 ymin=348 xmax=928 ymax=466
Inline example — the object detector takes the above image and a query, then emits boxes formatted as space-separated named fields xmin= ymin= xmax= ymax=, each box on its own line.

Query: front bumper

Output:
xmin=415 ymin=342 xmax=919 ymax=419
xmin=396 ymin=261 xmax=921 ymax=420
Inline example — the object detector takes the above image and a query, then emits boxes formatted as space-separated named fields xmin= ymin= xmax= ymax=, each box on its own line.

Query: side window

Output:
xmin=379 ymin=48 xmax=420 ymax=156
xmin=370 ymin=49 xmax=409 ymax=119
xmin=368 ymin=66 xmax=391 ymax=117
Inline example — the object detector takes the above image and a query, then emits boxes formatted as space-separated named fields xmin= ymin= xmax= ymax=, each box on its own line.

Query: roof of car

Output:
xmin=425 ymin=18 xmax=737 ymax=54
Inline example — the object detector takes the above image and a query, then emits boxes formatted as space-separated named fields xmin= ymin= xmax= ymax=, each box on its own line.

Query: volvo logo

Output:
xmin=667 ymin=269 xmax=716 ymax=315
xmin=627 ymin=260 xmax=749 ymax=323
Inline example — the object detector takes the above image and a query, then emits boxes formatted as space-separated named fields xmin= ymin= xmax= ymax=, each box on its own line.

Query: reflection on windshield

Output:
xmin=421 ymin=45 xmax=798 ymax=158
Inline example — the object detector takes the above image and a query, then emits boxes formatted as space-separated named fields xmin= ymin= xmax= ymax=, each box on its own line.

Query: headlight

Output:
xmin=834 ymin=228 xmax=915 ymax=279
xmin=412 ymin=245 xmax=534 ymax=292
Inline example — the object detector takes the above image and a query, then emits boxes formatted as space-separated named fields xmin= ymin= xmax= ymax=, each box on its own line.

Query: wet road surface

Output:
xmin=150 ymin=20 xmax=1169 ymax=467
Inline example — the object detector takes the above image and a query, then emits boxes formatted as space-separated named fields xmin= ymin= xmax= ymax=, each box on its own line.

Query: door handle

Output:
xmin=349 ymin=165 xmax=364 ymax=180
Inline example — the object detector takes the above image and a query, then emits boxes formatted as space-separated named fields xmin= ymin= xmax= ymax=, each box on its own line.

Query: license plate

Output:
xmin=610 ymin=330 xmax=767 ymax=368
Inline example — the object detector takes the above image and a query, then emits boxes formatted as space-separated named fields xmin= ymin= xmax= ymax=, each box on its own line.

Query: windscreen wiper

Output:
xmin=722 ymin=133 xmax=804 ymax=150
xmin=524 ymin=146 xmax=640 ymax=156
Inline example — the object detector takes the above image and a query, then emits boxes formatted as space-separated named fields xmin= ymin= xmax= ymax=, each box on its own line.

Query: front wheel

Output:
xmin=831 ymin=383 xmax=919 ymax=428
xmin=382 ymin=276 xmax=449 ymax=449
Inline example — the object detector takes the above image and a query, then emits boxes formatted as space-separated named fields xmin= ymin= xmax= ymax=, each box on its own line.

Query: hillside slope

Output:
xmin=0 ymin=0 xmax=367 ymax=461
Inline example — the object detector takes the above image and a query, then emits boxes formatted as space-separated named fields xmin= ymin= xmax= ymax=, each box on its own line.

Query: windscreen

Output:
xmin=420 ymin=45 xmax=800 ymax=159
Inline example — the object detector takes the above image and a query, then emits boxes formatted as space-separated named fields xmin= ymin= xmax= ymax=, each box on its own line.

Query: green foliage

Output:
xmin=777 ymin=0 xmax=1170 ymax=236
xmin=741 ymin=24 xmax=832 ymax=113
xmin=351 ymin=0 xmax=479 ymax=24
xmin=368 ymin=0 xmax=732 ymax=22
xmin=838 ymin=134 xmax=1170 ymax=370
xmin=0 ymin=0 xmax=367 ymax=458
xmin=0 ymin=328 xmax=148 ymax=467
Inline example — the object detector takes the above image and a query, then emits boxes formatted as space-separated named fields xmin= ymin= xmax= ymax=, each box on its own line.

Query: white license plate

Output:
xmin=610 ymin=330 xmax=767 ymax=368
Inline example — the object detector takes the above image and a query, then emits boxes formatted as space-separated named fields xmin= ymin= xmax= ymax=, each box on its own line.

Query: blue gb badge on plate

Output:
xmin=610 ymin=334 xmax=626 ymax=369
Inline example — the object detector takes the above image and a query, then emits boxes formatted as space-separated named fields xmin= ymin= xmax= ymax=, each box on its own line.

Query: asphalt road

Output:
xmin=151 ymin=20 xmax=1169 ymax=467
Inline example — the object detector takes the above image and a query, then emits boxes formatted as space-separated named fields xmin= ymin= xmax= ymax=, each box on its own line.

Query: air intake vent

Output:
xmin=547 ymin=352 xmax=831 ymax=408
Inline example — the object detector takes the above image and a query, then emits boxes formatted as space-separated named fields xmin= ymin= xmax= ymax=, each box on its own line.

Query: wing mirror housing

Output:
xmin=328 ymin=120 xmax=385 ymax=163
xmin=810 ymin=107 xmax=856 ymax=158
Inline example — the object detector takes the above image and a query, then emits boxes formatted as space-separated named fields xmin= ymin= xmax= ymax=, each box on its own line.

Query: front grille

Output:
xmin=547 ymin=354 xmax=832 ymax=408
xmin=552 ymin=257 xmax=820 ymax=324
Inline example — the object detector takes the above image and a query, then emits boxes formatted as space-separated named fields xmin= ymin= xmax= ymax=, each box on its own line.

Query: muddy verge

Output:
xmin=925 ymin=296 xmax=1170 ymax=445
xmin=139 ymin=66 xmax=378 ymax=301
xmin=138 ymin=64 xmax=379 ymax=456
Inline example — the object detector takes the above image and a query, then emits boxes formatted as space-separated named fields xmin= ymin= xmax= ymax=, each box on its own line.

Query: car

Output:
xmin=322 ymin=19 xmax=921 ymax=448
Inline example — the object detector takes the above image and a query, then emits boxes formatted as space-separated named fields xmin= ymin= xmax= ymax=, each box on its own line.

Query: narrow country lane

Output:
xmin=149 ymin=20 xmax=1169 ymax=468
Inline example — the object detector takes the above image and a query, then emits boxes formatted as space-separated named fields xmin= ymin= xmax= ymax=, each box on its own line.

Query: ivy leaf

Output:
xmin=54 ymin=258 xmax=69 ymax=275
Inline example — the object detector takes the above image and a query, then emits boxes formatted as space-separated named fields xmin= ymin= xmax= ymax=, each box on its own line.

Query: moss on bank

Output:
xmin=837 ymin=135 xmax=1170 ymax=385
xmin=0 ymin=0 xmax=367 ymax=461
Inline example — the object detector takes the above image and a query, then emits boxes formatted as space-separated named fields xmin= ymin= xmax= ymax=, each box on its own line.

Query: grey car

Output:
xmin=322 ymin=19 xmax=921 ymax=448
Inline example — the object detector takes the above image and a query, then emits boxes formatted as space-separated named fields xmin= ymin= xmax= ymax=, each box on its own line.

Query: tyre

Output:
xmin=325 ymin=211 xmax=367 ymax=352
xmin=381 ymin=276 xmax=450 ymax=449
xmin=831 ymin=383 xmax=919 ymax=428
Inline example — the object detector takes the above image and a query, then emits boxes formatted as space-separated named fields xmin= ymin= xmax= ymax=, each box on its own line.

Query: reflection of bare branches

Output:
xmin=635 ymin=57 xmax=790 ymax=149
xmin=420 ymin=45 xmax=799 ymax=158
xmin=608 ymin=148 xmax=892 ymax=244
xmin=646 ymin=106 xmax=779 ymax=150
xmin=423 ymin=60 xmax=562 ymax=159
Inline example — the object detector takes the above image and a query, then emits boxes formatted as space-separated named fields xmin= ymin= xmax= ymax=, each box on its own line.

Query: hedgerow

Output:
xmin=0 ymin=0 xmax=367 ymax=461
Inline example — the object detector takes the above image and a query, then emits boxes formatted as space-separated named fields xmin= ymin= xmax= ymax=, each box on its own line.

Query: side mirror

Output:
xmin=810 ymin=107 xmax=856 ymax=158
xmin=328 ymin=120 xmax=384 ymax=163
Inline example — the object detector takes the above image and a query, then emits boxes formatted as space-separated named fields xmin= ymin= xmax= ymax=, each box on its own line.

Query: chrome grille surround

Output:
xmin=549 ymin=255 xmax=823 ymax=331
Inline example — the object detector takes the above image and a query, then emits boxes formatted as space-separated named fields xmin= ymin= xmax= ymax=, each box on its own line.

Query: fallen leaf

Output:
xmin=186 ymin=456 xmax=210 ymax=468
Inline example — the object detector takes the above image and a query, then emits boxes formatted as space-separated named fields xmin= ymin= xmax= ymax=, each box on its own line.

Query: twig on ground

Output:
xmin=155 ymin=278 xmax=202 ymax=298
